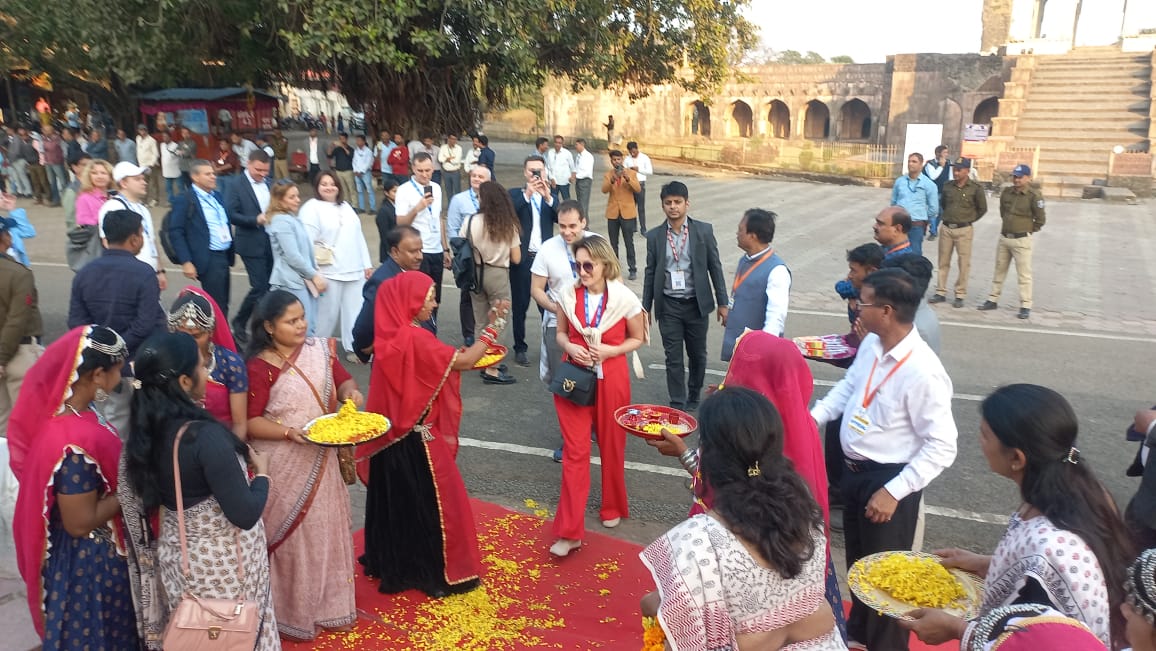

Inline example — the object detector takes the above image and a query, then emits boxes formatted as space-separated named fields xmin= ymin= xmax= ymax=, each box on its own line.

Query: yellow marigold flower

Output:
xmin=855 ymin=554 xmax=967 ymax=609
xmin=305 ymin=399 xmax=390 ymax=445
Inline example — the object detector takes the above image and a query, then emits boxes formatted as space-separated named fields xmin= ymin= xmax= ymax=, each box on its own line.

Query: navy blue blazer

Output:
xmin=507 ymin=188 xmax=557 ymax=261
xmin=169 ymin=188 xmax=235 ymax=274
xmin=223 ymin=173 xmax=272 ymax=259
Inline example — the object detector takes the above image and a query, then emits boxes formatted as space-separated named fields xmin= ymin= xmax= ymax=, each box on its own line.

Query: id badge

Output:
xmin=218 ymin=225 xmax=232 ymax=241
xmin=847 ymin=407 xmax=871 ymax=438
xmin=671 ymin=270 xmax=686 ymax=291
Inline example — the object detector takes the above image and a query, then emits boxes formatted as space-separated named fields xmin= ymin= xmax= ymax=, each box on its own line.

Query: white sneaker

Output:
xmin=601 ymin=517 xmax=621 ymax=528
xmin=549 ymin=539 xmax=581 ymax=557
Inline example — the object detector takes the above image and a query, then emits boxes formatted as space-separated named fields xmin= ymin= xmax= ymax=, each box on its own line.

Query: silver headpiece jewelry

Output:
xmin=167 ymin=299 xmax=215 ymax=332
xmin=1127 ymin=548 xmax=1156 ymax=626
xmin=87 ymin=328 xmax=128 ymax=362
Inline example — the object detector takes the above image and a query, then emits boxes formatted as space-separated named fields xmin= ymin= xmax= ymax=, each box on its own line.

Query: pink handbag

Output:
xmin=161 ymin=423 xmax=260 ymax=650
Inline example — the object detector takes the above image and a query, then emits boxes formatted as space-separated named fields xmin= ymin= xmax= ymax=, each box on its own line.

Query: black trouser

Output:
xmin=419 ymin=252 xmax=444 ymax=332
xmin=658 ymin=296 xmax=708 ymax=407
xmin=841 ymin=460 xmax=922 ymax=651
xmin=200 ymin=251 xmax=233 ymax=320
xmin=633 ymin=181 xmax=647 ymax=232
xmin=232 ymin=252 xmax=272 ymax=333
xmin=509 ymin=252 xmax=534 ymax=354
xmin=606 ymin=217 xmax=637 ymax=273
xmin=460 ymin=291 xmax=475 ymax=342
xmin=825 ymin=418 xmax=844 ymax=503
xmin=308 ymin=163 xmax=321 ymax=184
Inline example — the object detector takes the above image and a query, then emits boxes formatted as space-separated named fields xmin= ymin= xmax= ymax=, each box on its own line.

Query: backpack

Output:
xmin=158 ymin=201 xmax=183 ymax=264
xmin=449 ymin=213 xmax=482 ymax=292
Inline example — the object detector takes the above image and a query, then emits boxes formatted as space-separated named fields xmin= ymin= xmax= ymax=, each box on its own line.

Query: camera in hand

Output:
xmin=531 ymin=169 xmax=542 ymax=178
xmin=614 ymin=164 xmax=624 ymax=173
xmin=423 ymin=185 xmax=434 ymax=198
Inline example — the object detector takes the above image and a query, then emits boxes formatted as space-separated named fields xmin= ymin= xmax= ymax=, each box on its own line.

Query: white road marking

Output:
xmin=458 ymin=437 xmax=1008 ymax=525
xmin=790 ymin=308 xmax=1156 ymax=344
xmin=644 ymin=364 xmax=985 ymax=402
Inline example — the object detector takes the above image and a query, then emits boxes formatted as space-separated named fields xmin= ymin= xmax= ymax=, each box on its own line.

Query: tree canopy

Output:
xmin=1 ymin=0 xmax=757 ymax=135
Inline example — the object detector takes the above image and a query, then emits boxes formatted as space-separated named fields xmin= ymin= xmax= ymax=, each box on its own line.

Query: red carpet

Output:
xmin=284 ymin=500 xmax=953 ymax=650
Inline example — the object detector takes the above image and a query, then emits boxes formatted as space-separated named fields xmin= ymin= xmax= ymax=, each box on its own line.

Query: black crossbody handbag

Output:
xmin=549 ymin=359 xmax=597 ymax=406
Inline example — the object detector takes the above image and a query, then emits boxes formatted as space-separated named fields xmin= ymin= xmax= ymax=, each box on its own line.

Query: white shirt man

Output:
xmin=530 ymin=206 xmax=598 ymax=378
xmin=232 ymin=137 xmax=258 ymax=170
xmin=809 ymin=268 xmax=956 ymax=650
xmin=438 ymin=138 xmax=463 ymax=174
xmin=394 ymin=155 xmax=444 ymax=256
xmin=545 ymin=136 xmax=575 ymax=200
xmin=160 ymin=138 xmax=181 ymax=179
xmin=99 ymin=162 xmax=163 ymax=286
xmin=624 ymin=142 xmax=653 ymax=232
xmin=245 ymin=167 xmax=270 ymax=213
xmin=572 ymin=138 xmax=596 ymax=215
xmin=307 ymin=131 xmax=320 ymax=165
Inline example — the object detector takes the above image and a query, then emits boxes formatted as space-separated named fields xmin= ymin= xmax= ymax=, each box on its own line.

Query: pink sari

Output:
xmin=250 ymin=338 xmax=355 ymax=640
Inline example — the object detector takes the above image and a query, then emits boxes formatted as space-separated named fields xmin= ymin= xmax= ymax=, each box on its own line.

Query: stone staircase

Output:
xmin=998 ymin=48 xmax=1152 ymax=197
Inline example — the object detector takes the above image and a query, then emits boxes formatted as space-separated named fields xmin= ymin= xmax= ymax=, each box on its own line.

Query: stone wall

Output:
xmin=881 ymin=54 xmax=1011 ymax=153
xmin=982 ymin=0 xmax=1015 ymax=52
xmin=543 ymin=54 xmax=1011 ymax=158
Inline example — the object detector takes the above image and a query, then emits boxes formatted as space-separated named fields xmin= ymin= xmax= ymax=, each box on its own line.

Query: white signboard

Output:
xmin=903 ymin=124 xmax=944 ymax=168
xmin=963 ymin=123 xmax=990 ymax=141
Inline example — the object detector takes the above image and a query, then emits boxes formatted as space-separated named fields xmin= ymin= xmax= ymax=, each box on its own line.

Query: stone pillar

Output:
xmin=981 ymin=0 xmax=1014 ymax=52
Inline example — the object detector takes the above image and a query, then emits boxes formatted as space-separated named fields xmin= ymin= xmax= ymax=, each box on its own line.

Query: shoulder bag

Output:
xmin=449 ymin=212 xmax=483 ymax=292
xmin=313 ymin=205 xmax=343 ymax=267
xmin=162 ymin=422 xmax=260 ymax=650
xmin=277 ymin=339 xmax=358 ymax=485
xmin=549 ymin=359 xmax=597 ymax=406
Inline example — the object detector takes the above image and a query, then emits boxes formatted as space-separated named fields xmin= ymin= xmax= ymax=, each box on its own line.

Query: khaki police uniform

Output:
xmin=987 ymin=184 xmax=1046 ymax=308
xmin=936 ymin=176 xmax=987 ymax=299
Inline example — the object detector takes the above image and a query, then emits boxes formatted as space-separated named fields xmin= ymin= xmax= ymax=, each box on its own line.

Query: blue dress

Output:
xmin=41 ymin=452 xmax=137 ymax=650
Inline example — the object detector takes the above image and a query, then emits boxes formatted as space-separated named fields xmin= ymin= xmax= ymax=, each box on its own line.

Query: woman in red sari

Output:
xmin=550 ymin=236 xmax=646 ymax=558
xmin=647 ymin=330 xmax=845 ymax=638
xmin=10 ymin=326 xmax=137 ymax=649
xmin=167 ymin=286 xmax=248 ymax=438
xmin=356 ymin=270 xmax=501 ymax=597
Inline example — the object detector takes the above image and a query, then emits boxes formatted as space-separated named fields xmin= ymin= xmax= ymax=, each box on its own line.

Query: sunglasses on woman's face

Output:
xmin=575 ymin=261 xmax=597 ymax=275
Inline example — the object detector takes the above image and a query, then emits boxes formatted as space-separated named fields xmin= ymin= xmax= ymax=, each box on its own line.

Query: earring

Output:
xmin=94 ymin=387 xmax=109 ymax=403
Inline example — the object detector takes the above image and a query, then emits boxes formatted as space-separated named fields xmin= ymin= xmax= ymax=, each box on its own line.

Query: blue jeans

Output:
xmin=46 ymin=163 xmax=68 ymax=203
xmin=165 ymin=177 xmax=183 ymax=204
xmin=909 ymin=222 xmax=926 ymax=256
xmin=928 ymin=213 xmax=939 ymax=237
xmin=354 ymin=171 xmax=376 ymax=212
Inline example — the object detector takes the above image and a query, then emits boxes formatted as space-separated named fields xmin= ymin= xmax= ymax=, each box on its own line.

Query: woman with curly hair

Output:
xmin=459 ymin=180 xmax=520 ymax=383
xmin=640 ymin=387 xmax=843 ymax=650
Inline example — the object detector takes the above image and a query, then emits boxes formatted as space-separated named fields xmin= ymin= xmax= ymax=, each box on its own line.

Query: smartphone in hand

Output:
xmin=423 ymin=186 xmax=434 ymax=198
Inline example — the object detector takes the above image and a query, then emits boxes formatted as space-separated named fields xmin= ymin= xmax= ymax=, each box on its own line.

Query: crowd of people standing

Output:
xmin=3 ymin=113 xmax=1155 ymax=651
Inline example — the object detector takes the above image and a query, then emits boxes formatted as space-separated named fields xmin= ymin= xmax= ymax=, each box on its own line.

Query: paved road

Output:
xmin=2 ymin=137 xmax=1154 ymax=649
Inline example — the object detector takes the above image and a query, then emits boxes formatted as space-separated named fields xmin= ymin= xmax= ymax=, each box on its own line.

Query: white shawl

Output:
xmin=557 ymin=279 xmax=647 ymax=378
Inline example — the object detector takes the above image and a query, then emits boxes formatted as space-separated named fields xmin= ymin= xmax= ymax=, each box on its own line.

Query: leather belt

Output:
xmin=1002 ymin=232 xmax=1030 ymax=239
xmin=943 ymin=222 xmax=972 ymax=229
xmin=19 ymin=336 xmax=40 ymax=345
xmin=844 ymin=457 xmax=906 ymax=474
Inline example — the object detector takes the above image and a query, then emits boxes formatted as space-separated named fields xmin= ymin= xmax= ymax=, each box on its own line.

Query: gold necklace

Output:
xmin=63 ymin=402 xmax=84 ymax=417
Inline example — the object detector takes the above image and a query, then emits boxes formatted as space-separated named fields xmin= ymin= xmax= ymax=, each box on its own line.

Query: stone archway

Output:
xmin=767 ymin=100 xmax=790 ymax=139
xmin=803 ymin=100 xmax=830 ymax=140
xmin=973 ymin=96 xmax=999 ymax=128
xmin=729 ymin=100 xmax=753 ymax=138
xmin=688 ymin=100 xmax=712 ymax=137
xmin=838 ymin=98 xmax=872 ymax=140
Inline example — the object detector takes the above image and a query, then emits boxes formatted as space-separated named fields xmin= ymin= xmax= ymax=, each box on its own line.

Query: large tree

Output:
xmin=2 ymin=0 xmax=756 ymax=134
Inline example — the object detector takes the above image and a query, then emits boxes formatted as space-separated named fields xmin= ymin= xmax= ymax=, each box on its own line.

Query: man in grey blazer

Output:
xmin=642 ymin=181 xmax=728 ymax=410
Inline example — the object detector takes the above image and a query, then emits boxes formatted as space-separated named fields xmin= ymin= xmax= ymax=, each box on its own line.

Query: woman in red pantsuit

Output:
xmin=550 ymin=236 xmax=646 ymax=557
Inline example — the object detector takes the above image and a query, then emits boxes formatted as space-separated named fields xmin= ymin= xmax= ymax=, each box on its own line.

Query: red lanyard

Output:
xmin=732 ymin=248 xmax=773 ymax=295
xmin=861 ymin=350 xmax=913 ymax=408
xmin=887 ymin=241 xmax=911 ymax=257
xmin=666 ymin=223 xmax=688 ymax=263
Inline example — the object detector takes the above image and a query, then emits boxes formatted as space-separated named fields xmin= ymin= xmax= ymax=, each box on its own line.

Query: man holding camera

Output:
xmin=396 ymin=152 xmax=448 ymax=326
xmin=601 ymin=149 xmax=642 ymax=280
xmin=508 ymin=155 xmax=557 ymax=366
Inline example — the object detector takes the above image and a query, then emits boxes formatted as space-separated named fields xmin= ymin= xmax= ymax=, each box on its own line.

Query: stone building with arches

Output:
xmin=543 ymin=53 xmax=1010 ymax=156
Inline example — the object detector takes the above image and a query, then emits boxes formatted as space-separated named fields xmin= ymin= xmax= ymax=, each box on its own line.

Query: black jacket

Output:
xmin=223 ymin=173 xmax=272 ymax=259
xmin=507 ymin=188 xmax=557 ymax=260
xmin=642 ymin=217 xmax=728 ymax=319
